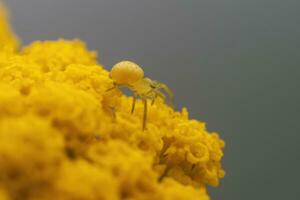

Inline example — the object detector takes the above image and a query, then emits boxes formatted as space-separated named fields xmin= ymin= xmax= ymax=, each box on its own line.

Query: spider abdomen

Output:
xmin=110 ymin=61 xmax=144 ymax=85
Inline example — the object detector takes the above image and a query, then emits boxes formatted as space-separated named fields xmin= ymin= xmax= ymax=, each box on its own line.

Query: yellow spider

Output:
xmin=108 ymin=60 xmax=174 ymax=130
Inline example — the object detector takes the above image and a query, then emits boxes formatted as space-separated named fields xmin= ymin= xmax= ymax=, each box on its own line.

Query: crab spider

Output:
xmin=108 ymin=60 xmax=174 ymax=130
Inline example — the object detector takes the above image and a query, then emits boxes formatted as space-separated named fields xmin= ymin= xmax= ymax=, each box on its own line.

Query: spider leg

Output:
xmin=152 ymin=89 xmax=166 ymax=106
xmin=157 ymin=83 xmax=174 ymax=108
xmin=110 ymin=106 xmax=116 ymax=122
xmin=106 ymin=85 xmax=116 ymax=92
xmin=151 ymin=94 xmax=157 ymax=106
xmin=142 ymin=98 xmax=148 ymax=131
xmin=106 ymin=83 xmax=127 ymax=92
xmin=158 ymin=166 xmax=169 ymax=182
xmin=131 ymin=93 xmax=137 ymax=114
xmin=106 ymin=81 xmax=118 ymax=92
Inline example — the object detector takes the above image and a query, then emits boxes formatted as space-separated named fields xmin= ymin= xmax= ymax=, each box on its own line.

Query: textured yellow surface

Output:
xmin=0 ymin=4 xmax=19 ymax=52
xmin=0 ymin=4 xmax=225 ymax=200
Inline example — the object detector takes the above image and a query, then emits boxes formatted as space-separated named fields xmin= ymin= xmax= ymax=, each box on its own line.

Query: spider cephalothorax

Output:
xmin=109 ymin=60 xmax=173 ymax=130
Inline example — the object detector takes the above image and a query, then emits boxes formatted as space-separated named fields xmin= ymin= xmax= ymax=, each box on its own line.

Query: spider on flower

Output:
xmin=108 ymin=60 xmax=173 ymax=130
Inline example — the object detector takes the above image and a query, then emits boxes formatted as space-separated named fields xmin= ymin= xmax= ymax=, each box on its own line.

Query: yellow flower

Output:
xmin=0 ymin=3 xmax=19 ymax=52
xmin=0 ymin=5 xmax=225 ymax=200
xmin=0 ymin=188 xmax=9 ymax=200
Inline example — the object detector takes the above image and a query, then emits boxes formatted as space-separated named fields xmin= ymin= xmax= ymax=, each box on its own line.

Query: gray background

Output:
xmin=4 ymin=0 xmax=300 ymax=199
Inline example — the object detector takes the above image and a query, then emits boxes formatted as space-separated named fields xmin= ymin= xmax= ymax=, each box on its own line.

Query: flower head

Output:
xmin=0 ymin=5 xmax=225 ymax=200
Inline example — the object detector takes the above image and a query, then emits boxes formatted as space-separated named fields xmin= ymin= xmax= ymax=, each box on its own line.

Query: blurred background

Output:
xmin=4 ymin=0 xmax=299 ymax=199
